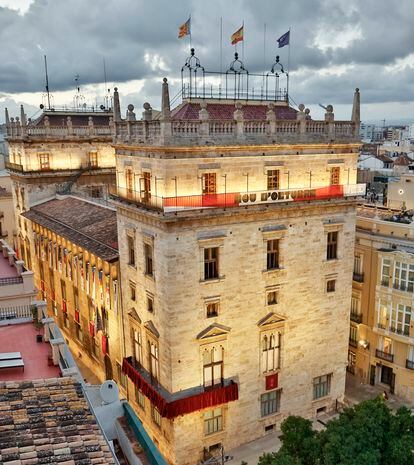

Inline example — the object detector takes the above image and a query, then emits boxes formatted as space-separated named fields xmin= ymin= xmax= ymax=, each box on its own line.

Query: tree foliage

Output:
xmin=258 ymin=398 xmax=414 ymax=465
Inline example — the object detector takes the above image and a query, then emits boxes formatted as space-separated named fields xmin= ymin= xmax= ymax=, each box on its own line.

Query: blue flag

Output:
xmin=277 ymin=30 xmax=290 ymax=48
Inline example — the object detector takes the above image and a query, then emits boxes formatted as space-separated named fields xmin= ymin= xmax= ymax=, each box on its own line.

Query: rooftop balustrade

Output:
xmin=113 ymin=116 xmax=358 ymax=146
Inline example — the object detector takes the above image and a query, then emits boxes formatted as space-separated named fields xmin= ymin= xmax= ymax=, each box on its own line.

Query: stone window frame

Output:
xmin=142 ymin=233 xmax=155 ymax=279
xmin=203 ymin=407 xmax=224 ymax=436
xmin=126 ymin=230 xmax=136 ymax=268
xmin=265 ymin=285 xmax=280 ymax=306
xmin=198 ymin=236 xmax=225 ymax=284
xmin=146 ymin=291 xmax=155 ymax=314
xmin=323 ymin=223 xmax=344 ymax=262
xmin=129 ymin=280 xmax=136 ymax=302
xmin=146 ymin=331 xmax=160 ymax=383
xmin=261 ymin=227 xmax=287 ymax=274
xmin=204 ymin=296 xmax=220 ymax=319
xmin=312 ymin=373 xmax=332 ymax=400
xmin=260 ymin=389 xmax=282 ymax=417
xmin=130 ymin=322 xmax=143 ymax=365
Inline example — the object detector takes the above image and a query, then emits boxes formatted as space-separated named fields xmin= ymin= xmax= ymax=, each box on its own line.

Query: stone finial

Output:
xmin=44 ymin=115 xmax=50 ymax=127
xmin=304 ymin=108 xmax=311 ymax=120
xmin=161 ymin=77 xmax=171 ymax=120
xmin=126 ymin=103 xmax=136 ymax=121
xmin=5 ymin=108 xmax=10 ymax=126
xmin=296 ymin=104 xmax=306 ymax=121
xmin=142 ymin=102 xmax=153 ymax=121
xmin=266 ymin=102 xmax=276 ymax=121
xmin=88 ymin=116 xmax=94 ymax=127
xmin=199 ymin=101 xmax=209 ymax=121
xmin=234 ymin=102 xmax=243 ymax=121
xmin=113 ymin=87 xmax=121 ymax=122
xmin=351 ymin=87 xmax=360 ymax=126
xmin=324 ymin=104 xmax=334 ymax=122
xmin=20 ymin=105 xmax=27 ymax=126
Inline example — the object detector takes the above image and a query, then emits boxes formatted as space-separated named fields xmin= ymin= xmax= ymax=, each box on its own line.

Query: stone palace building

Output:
xmin=5 ymin=49 xmax=364 ymax=464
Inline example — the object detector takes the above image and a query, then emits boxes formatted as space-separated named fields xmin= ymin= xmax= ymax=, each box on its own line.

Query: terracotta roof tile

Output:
xmin=21 ymin=197 xmax=118 ymax=262
xmin=0 ymin=378 xmax=115 ymax=464
xmin=171 ymin=102 xmax=297 ymax=121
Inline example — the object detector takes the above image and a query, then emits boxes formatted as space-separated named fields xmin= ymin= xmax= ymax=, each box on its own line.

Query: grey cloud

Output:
xmin=0 ymin=0 xmax=414 ymax=119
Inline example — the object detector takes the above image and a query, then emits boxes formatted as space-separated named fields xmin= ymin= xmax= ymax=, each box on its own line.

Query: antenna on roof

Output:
xmin=44 ymin=55 xmax=51 ymax=110
xmin=318 ymin=103 xmax=327 ymax=110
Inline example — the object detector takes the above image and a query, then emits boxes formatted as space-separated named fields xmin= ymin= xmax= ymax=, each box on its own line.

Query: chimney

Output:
xmin=351 ymin=88 xmax=360 ymax=135
xmin=161 ymin=78 xmax=171 ymax=120
xmin=113 ymin=87 xmax=121 ymax=122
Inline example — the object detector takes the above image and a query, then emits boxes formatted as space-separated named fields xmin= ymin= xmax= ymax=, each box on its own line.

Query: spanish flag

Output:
xmin=178 ymin=17 xmax=191 ymax=39
xmin=231 ymin=25 xmax=244 ymax=45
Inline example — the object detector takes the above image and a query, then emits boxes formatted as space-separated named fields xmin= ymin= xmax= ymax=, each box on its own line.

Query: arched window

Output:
xmin=203 ymin=346 xmax=224 ymax=388
xmin=262 ymin=332 xmax=281 ymax=373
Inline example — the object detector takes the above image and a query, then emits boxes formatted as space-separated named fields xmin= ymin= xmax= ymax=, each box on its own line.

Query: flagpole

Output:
xmin=220 ymin=17 xmax=223 ymax=87
xmin=263 ymin=22 xmax=266 ymax=91
xmin=189 ymin=14 xmax=192 ymax=49
xmin=242 ymin=20 xmax=245 ymax=62
xmin=287 ymin=26 xmax=291 ymax=102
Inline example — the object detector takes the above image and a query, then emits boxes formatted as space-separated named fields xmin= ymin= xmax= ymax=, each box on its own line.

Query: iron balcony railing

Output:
xmin=406 ymin=360 xmax=414 ymax=370
xmin=349 ymin=338 xmax=358 ymax=348
xmin=389 ymin=326 xmax=410 ymax=337
xmin=350 ymin=312 xmax=363 ymax=324
xmin=375 ymin=349 xmax=394 ymax=363
xmin=111 ymin=183 xmax=366 ymax=213
xmin=393 ymin=282 xmax=414 ymax=293
xmin=381 ymin=278 xmax=390 ymax=287
xmin=353 ymin=272 xmax=364 ymax=283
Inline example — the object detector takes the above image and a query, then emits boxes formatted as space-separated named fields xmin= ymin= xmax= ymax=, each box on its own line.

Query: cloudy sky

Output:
xmin=1 ymin=0 xmax=414 ymax=124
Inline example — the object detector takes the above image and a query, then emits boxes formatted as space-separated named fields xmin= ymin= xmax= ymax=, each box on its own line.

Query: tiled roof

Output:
xmin=22 ymin=197 xmax=118 ymax=262
xmin=171 ymin=102 xmax=298 ymax=121
xmin=394 ymin=154 xmax=412 ymax=166
xmin=0 ymin=377 xmax=115 ymax=464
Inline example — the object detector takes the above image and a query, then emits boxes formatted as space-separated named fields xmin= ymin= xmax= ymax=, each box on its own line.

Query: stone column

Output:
xmin=50 ymin=338 xmax=65 ymax=366
xmin=234 ymin=102 xmax=244 ymax=140
xmin=67 ymin=116 xmax=73 ymax=136
xmin=199 ymin=101 xmax=209 ymax=137
xmin=325 ymin=105 xmax=335 ymax=137
xmin=351 ymin=88 xmax=360 ymax=137
xmin=266 ymin=103 xmax=276 ymax=135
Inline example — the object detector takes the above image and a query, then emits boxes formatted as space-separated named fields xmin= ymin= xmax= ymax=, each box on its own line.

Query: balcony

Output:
xmin=111 ymin=183 xmax=366 ymax=214
xmin=349 ymin=338 xmax=358 ymax=348
xmin=406 ymin=360 xmax=414 ymax=370
xmin=350 ymin=312 xmax=363 ymax=324
xmin=393 ymin=282 xmax=414 ymax=293
xmin=353 ymin=272 xmax=364 ymax=283
xmin=122 ymin=356 xmax=238 ymax=419
xmin=6 ymin=160 xmax=115 ymax=176
xmin=375 ymin=349 xmax=394 ymax=363
xmin=389 ymin=326 xmax=410 ymax=337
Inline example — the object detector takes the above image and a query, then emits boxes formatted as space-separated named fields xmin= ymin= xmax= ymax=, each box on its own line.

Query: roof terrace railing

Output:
xmin=110 ymin=183 xmax=366 ymax=213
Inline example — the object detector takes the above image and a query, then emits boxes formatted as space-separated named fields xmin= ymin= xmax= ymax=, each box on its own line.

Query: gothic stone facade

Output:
xmin=115 ymin=133 xmax=360 ymax=464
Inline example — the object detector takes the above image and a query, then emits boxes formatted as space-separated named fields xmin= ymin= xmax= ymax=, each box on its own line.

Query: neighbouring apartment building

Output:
xmin=0 ymin=239 xmax=36 ymax=311
xmin=110 ymin=51 xmax=364 ymax=464
xmin=4 ymin=105 xmax=115 ymax=263
xmin=0 ymin=170 xmax=15 ymax=244
xmin=349 ymin=204 xmax=414 ymax=401
xmin=21 ymin=196 xmax=124 ymax=384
